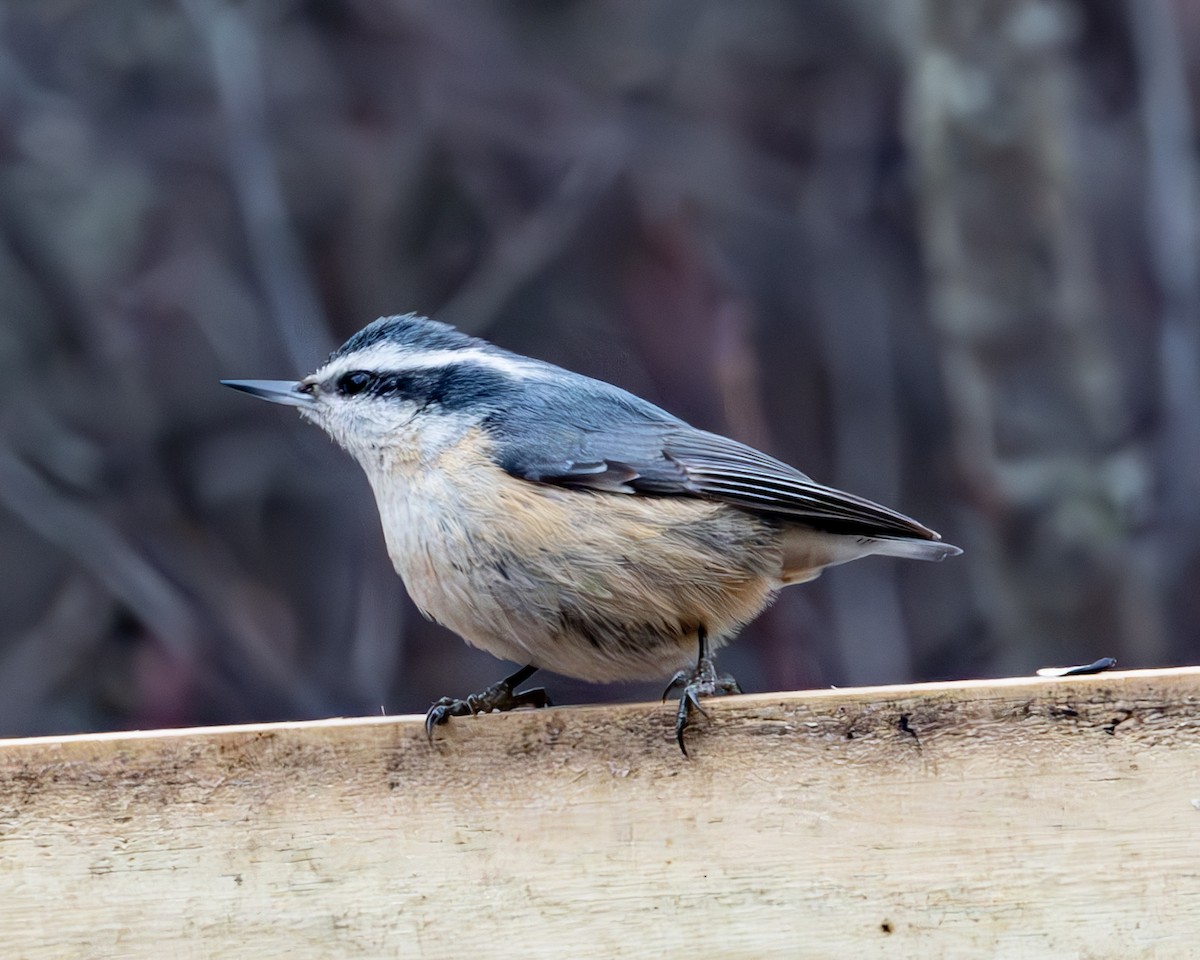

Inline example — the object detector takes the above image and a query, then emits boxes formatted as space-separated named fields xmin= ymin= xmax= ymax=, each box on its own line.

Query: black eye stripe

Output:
xmin=333 ymin=369 xmax=428 ymax=400
xmin=329 ymin=364 xmax=516 ymax=409
xmin=376 ymin=375 xmax=405 ymax=397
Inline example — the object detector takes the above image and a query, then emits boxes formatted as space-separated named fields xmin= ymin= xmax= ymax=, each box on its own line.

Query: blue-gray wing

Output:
xmin=487 ymin=374 xmax=941 ymax=541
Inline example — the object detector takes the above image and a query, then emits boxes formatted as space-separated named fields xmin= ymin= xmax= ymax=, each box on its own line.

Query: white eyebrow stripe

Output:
xmin=315 ymin=344 xmax=537 ymax=382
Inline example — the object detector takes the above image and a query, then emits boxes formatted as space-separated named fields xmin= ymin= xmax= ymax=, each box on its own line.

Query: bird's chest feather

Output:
xmin=365 ymin=448 xmax=495 ymax=625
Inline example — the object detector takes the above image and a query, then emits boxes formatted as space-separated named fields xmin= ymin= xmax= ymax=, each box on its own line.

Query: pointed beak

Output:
xmin=221 ymin=379 xmax=316 ymax=408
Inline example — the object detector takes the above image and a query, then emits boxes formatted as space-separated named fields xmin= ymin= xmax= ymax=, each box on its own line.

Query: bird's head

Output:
xmin=223 ymin=314 xmax=531 ymax=464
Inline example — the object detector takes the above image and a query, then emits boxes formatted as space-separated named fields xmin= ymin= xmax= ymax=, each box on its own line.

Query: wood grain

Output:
xmin=2 ymin=668 xmax=1199 ymax=958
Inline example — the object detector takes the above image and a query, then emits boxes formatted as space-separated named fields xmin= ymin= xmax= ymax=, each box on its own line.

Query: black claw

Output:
xmin=662 ymin=670 xmax=688 ymax=703
xmin=674 ymin=684 xmax=713 ymax=756
xmin=424 ymin=665 xmax=549 ymax=742
xmin=668 ymin=640 xmax=741 ymax=757
xmin=518 ymin=687 xmax=553 ymax=710
xmin=424 ymin=696 xmax=473 ymax=740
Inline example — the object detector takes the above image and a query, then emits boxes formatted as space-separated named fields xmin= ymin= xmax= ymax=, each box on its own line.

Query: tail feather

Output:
xmin=779 ymin=527 xmax=962 ymax=584
xmin=867 ymin=537 xmax=963 ymax=562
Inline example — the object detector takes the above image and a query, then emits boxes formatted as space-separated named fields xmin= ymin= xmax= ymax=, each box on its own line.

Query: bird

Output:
xmin=223 ymin=313 xmax=961 ymax=753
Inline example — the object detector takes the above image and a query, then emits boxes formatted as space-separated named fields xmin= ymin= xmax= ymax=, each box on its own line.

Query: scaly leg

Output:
xmin=425 ymin=664 xmax=551 ymax=739
xmin=662 ymin=627 xmax=741 ymax=756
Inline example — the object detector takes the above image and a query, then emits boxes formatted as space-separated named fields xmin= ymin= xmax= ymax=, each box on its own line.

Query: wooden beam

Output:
xmin=2 ymin=668 xmax=1199 ymax=958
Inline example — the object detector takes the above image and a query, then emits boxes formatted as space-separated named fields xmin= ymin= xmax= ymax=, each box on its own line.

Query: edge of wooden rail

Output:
xmin=2 ymin=664 xmax=1197 ymax=751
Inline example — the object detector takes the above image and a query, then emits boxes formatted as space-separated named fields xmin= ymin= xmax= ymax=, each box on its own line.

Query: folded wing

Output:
xmin=488 ymin=374 xmax=949 ymax=545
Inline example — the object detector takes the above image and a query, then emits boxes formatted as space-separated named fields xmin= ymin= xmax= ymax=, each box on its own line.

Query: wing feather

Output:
xmin=663 ymin=430 xmax=940 ymax=539
xmin=488 ymin=373 xmax=943 ymax=541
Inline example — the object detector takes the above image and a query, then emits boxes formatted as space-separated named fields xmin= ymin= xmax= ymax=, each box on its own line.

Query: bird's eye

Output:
xmin=337 ymin=371 xmax=373 ymax=396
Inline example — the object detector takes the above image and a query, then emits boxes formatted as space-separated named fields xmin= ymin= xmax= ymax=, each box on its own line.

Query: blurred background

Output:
xmin=1 ymin=0 xmax=1197 ymax=736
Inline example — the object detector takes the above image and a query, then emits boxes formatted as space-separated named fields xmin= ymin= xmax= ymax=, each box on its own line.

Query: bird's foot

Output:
xmin=662 ymin=657 xmax=741 ymax=756
xmin=425 ymin=666 xmax=551 ymax=740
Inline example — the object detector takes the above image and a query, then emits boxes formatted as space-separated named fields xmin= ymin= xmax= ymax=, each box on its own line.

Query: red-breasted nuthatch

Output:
xmin=224 ymin=313 xmax=960 ymax=753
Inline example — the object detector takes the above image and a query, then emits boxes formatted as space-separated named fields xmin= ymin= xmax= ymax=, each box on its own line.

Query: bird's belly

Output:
xmin=372 ymin=461 xmax=783 ymax=682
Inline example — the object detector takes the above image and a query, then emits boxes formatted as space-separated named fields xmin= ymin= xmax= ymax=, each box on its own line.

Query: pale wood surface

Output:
xmin=2 ymin=668 xmax=1200 ymax=959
